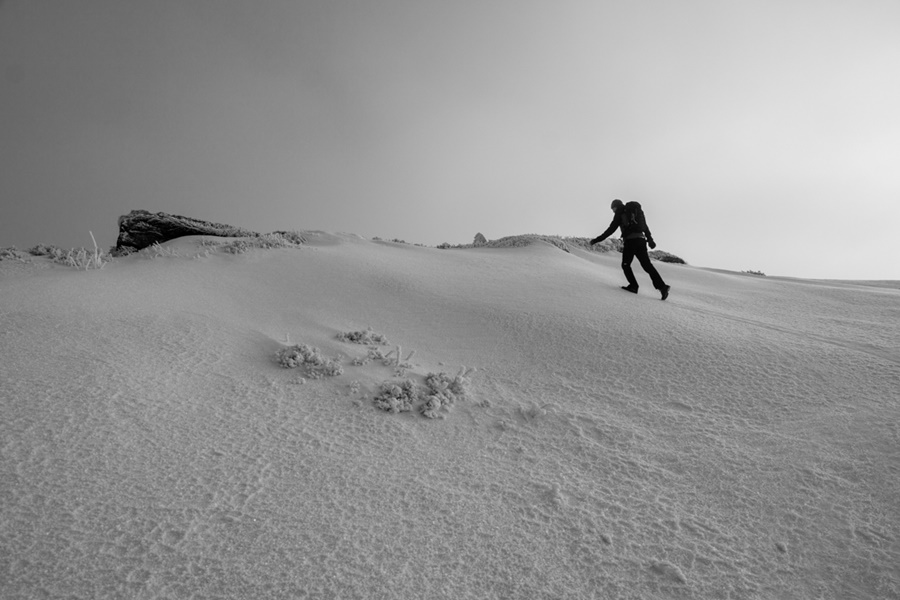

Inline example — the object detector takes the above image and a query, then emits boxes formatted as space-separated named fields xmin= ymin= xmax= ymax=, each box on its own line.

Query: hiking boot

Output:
xmin=660 ymin=285 xmax=670 ymax=301
xmin=621 ymin=285 xmax=639 ymax=294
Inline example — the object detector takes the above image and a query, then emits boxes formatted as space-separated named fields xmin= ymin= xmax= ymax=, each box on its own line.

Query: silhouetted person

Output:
xmin=591 ymin=199 xmax=670 ymax=300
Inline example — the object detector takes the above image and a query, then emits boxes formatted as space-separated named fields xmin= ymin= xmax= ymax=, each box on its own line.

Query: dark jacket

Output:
xmin=591 ymin=206 xmax=654 ymax=245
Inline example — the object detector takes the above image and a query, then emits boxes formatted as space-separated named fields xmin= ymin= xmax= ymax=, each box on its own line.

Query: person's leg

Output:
xmin=634 ymin=241 xmax=667 ymax=290
xmin=621 ymin=241 xmax=639 ymax=289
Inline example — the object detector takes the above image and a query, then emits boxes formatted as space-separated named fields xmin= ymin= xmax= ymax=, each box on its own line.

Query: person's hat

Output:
xmin=610 ymin=199 xmax=624 ymax=210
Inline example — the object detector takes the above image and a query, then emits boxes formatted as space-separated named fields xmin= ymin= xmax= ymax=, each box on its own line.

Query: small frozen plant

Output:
xmin=222 ymin=233 xmax=301 ymax=254
xmin=351 ymin=345 xmax=392 ymax=366
xmin=55 ymin=232 xmax=111 ymax=270
xmin=420 ymin=367 xmax=475 ymax=419
xmin=142 ymin=242 xmax=181 ymax=259
xmin=223 ymin=240 xmax=252 ymax=254
xmin=373 ymin=367 xmax=476 ymax=419
xmin=396 ymin=347 xmax=415 ymax=370
xmin=382 ymin=345 xmax=414 ymax=370
xmin=276 ymin=344 xmax=344 ymax=378
xmin=373 ymin=379 xmax=420 ymax=413
xmin=337 ymin=328 xmax=389 ymax=345
xmin=27 ymin=244 xmax=66 ymax=260
xmin=0 ymin=247 xmax=29 ymax=261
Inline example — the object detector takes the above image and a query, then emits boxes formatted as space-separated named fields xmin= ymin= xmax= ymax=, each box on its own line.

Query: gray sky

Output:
xmin=2 ymin=0 xmax=898 ymax=279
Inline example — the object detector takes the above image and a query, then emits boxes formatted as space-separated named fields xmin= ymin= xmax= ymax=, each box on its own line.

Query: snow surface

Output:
xmin=1 ymin=233 xmax=898 ymax=599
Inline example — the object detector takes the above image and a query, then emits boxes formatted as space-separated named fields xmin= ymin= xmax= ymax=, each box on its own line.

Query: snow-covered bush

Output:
xmin=0 ymin=247 xmax=29 ymax=261
xmin=373 ymin=367 xmax=476 ymax=418
xmin=337 ymin=329 xmax=389 ymax=345
xmin=141 ymin=242 xmax=181 ymax=259
xmin=485 ymin=235 xmax=570 ymax=252
xmin=561 ymin=237 xmax=615 ymax=253
xmin=276 ymin=344 xmax=344 ymax=378
xmin=272 ymin=231 xmax=306 ymax=245
xmin=650 ymin=250 xmax=687 ymax=264
xmin=223 ymin=233 xmax=301 ymax=254
xmin=420 ymin=367 xmax=475 ymax=419
xmin=39 ymin=232 xmax=112 ymax=270
xmin=27 ymin=244 xmax=66 ymax=259
xmin=58 ymin=247 xmax=108 ymax=269
xmin=373 ymin=379 xmax=420 ymax=413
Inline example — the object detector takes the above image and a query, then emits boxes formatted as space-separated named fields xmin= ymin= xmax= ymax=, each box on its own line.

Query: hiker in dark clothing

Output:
xmin=590 ymin=199 xmax=671 ymax=300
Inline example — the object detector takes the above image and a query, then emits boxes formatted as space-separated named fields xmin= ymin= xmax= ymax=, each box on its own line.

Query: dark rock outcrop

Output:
xmin=115 ymin=210 xmax=259 ymax=253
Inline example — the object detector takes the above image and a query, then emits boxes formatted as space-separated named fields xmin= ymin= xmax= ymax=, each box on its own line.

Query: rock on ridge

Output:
xmin=115 ymin=210 xmax=260 ymax=252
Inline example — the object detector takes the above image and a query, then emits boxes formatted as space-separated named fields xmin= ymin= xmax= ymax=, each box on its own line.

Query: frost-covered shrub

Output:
xmin=222 ymin=240 xmax=252 ymax=254
xmin=373 ymin=367 xmax=476 ymax=418
xmin=223 ymin=233 xmax=301 ymax=254
xmin=373 ymin=379 xmax=420 ymax=413
xmin=560 ymin=237 xmax=612 ymax=253
xmin=271 ymin=231 xmax=307 ymax=245
xmin=141 ymin=242 xmax=181 ymax=259
xmin=59 ymin=248 xmax=106 ymax=269
xmin=0 ymin=247 xmax=29 ymax=261
xmin=29 ymin=232 xmax=110 ymax=270
xmin=276 ymin=344 xmax=344 ymax=377
xmin=486 ymin=235 xmax=570 ymax=252
xmin=350 ymin=346 xmax=391 ymax=367
xmin=435 ymin=234 xmax=566 ymax=251
xmin=650 ymin=250 xmax=687 ymax=264
xmin=420 ymin=367 xmax=475 ymax=419
xmin=109 ymin=246 xmax=135 ymax=258
xmin=433 ymin=233 xmax=687 ymax=263
xmin=337 ymin=329 xmax=389 ymax=345
xmin=27 ymin=244 xmax=66 ymax=259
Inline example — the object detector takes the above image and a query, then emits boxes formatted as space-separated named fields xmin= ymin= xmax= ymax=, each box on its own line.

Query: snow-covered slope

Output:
xmin=2 ymin=233 xmax=897 ymax=599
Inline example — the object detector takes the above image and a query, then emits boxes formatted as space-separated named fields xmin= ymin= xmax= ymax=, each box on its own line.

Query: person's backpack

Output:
xmin=620 ymin=201 xmax=645 ymax=235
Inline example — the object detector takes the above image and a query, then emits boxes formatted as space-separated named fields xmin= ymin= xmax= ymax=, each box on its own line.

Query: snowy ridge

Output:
xmin=1 ymin=233 xmax=898 ymax=599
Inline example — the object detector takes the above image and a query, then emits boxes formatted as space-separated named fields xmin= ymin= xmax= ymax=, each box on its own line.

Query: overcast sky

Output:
xmin=2 ymin=0 xmax=898 ymax=279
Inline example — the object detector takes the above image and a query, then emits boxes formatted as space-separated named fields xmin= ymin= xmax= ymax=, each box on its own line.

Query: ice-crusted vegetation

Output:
xmin=0 ymin=247 xmax=30 ymax=261
xmin=373 ymin=379 xmax=420 ymax=413
xmin=336 ymin=328 xmax=389 ymax=345
xmin=350 ymin=346 xmax=415 ymax=374
xmin=59 ymin=246 xmax=111 ymax=270
xmin=275 ymin=344 xmax=344 ymax=378
xmin=436 ymin=234 xmax=687 ymax=264
xmin=222 ymin=233 xmax=303 ymax=254
xmin=438 ymin=234 xmax=576 ymax=252
xmin=4 ymin=232 xmax=112 ymax=270
xmin=373 ymin=366 xmax=475 ymax=419
xmin=271 ymin=329 xmax=476 ymax=419
xmin=419 ymin=367 xmax=475 ymax=419
xmin=123 ymin=232 xmax=306 ymax=259
xmin=141 ymin=242 xmax=183 ymax=259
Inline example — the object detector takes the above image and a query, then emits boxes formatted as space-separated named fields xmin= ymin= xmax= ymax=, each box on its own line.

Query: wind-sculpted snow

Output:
xmin=1 ymin=234 xmax=897 ymax=599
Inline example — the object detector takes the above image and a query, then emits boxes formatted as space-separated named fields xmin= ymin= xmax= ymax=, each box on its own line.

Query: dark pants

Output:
xmin=622 ymin=238 xmax=666 ymax=290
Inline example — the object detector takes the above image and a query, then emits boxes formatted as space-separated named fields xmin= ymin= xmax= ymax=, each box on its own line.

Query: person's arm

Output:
xmin=590 ymin=216 xmax=619 ymax=245
xmin=643 ymin=220 xmax=656 ymax=249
